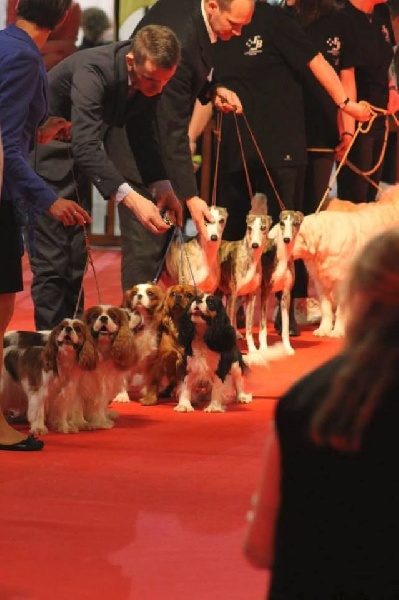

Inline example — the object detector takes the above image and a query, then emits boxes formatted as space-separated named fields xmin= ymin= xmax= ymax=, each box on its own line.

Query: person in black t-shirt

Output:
xmin=296 ymin=0 xmax=360 ymax=215
xmin=337 ymin=0 xmax=397 ymax=202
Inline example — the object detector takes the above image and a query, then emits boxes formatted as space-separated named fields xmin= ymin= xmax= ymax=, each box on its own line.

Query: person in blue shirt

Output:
xmin=0 ymin=0 xmax=91 ymax=451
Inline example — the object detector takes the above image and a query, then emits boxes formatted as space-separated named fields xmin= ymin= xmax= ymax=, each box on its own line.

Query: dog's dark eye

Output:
xmin=91 ymin=313 xmax=100 ymax=321
xmin=74 ymin=325 xmax=81 ymax=334
xmin=261 ymin=226 xmax=267 ymax=231
xmin=219 ymin=219 xmax=225 ymax=225
xmin=171 ymin=291 xmax=176 ymax=297
xmin=109 ymin=312 xmax=117 ymax=322
xmin=247 ymin=226 xmax=252 ymax=232
xmin=147 ymin=290 xmax=153 ymax=297
xmin=186 ymin=293 xmax=193 ymax=299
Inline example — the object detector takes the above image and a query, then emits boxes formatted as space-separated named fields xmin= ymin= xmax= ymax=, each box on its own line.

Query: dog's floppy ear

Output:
xmin=177 ymin=303 xmax=195 ymax=355
xmin=78 ymin=326 xmax=98 ymax=371
xmin=204 ymin=296 xmax=237 ymax=353
xmin=41 ymin=329 xmax=59 ymax=373
xmin=110 ymin=308 xmax=136 ymax=370
xmin=294 ymin=211 xmax=304 ymax=225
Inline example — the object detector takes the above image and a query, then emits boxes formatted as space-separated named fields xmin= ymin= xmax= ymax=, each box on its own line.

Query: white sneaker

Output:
xmin=295 ymin=297 xmax=321 ymax=325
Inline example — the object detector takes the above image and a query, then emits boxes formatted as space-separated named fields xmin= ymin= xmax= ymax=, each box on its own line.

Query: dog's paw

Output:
xmin=113 ymin=391 xmax=130 ymax=403
xmin=107 ymin=410 xmax=119 ymax=420
xmin=237 ymin=392 xmax=252 ymax=404
xmin=139 ymin=394 xmax=158 ymax=406
xmin=313 ymin=325 xmax=333 ymax=337
xmin=30 ymin=424 xmax=48 ymax=435
xmin=174 ymin=403 xmax=195 ymax=412
xmin=204 ymin=402 xmax=226 ymax=413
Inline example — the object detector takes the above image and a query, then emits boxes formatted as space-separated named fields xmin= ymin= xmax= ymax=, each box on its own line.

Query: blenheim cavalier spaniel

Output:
xmin=1 ymin=319 xmax=98 ymax=434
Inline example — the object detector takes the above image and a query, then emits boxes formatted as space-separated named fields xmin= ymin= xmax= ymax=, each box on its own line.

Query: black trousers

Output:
xmin=30 ymin=142 xmax=91 ymax=330
xmin=337 ymin=126 xmax=386 ymax=203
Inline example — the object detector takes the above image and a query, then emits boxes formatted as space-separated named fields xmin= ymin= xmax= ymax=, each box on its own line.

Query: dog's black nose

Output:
xmin=252 ymin=242 xmax=259 ymax=249
xmin=100 ymin=315 xmax=108 ymax=323
xmin=65 ymin=326 xmax=73 ymax=334
xmin=210 ymin=234 xmax=218 ymax=242
xmin=283 ymin=237 xmax=290 ymax=244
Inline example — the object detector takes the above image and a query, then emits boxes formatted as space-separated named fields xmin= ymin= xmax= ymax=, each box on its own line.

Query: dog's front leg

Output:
xmin=174 ymin=379 xmax=195 ymax=412
xmin=204 ymin=378 xmax=226 ymax=412
xmin=245 ymin=294 xmax=258 ymax=352
xmin=330 ymin=302 xmax=345 ymax=338
xmin=313 ymin=291 xmax=334 ymax=337
xmin=280 ymin=291 xmax=295 ymax=355
xmin=27 ymin=389 xmax=48 ymax=435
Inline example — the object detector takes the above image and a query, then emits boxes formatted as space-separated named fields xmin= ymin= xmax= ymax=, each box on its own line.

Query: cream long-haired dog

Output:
xmin=294 ymin=185 xmax=399 ymax=337
xmin=1 ymin=319 xmax=98 ymax=434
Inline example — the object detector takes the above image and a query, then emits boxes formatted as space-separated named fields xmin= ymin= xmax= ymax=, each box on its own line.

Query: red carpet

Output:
xmin=2 ymin=250 xmax=342 ymax=600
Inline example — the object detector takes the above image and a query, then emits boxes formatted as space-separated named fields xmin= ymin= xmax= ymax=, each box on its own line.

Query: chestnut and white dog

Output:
xmin=115 ymin=283 xmax=164 ymax=405
xmin=82 ymin=305 xmax=136 ymax=427
xmin=1 ymin=319 xmax=98 ymax=434
xmin=218 ymin=213 xmax=272 ymax=337
xmin=293 ymin=185 xmax=399 ymax=337
xmin=165 ymin=206 xmax=228 ymax=292
xmin=247 ymin=210 xmax=304 ymax=355
xmin=143 ymin=283 xmax=197 ymax=403
xmin=175 ymin=293 xmax=287 ymax=413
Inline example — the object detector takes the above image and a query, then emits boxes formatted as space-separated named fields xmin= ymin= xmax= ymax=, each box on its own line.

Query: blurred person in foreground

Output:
xmin=245 ymin=225 xmax=399 ymax=598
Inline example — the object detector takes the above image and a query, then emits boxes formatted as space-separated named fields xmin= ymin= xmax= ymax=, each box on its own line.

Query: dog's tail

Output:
xmin=243 ymin=342 xmax=289 ymax=367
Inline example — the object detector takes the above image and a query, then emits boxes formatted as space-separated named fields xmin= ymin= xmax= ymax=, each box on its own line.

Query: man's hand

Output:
xmin=186 ymin=196 xmax=214 ymax=238
xmin=48 ymin=199 xmax=92 ymax=226
xmin=213 ymin=86 xmax=243 ymax=114
xmin=156 ymin=190 xmax=183 ymax=227
xmin=335 ymin=133 xmax=354 ymax=162
xmin=121 ymin=192 xmax=171 ymax=234
xmin=37 ymin=117 xmax=71 ymax=144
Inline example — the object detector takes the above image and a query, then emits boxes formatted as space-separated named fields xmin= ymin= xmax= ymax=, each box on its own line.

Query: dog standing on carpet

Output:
xmin=132 ymin=284 xmax=197 ymax=405
xmin=116 ymin=283 xmax=165 ymax=405
xmin=293 ymin=185 xmax=399 ymax=337
xmin=165 ymin=206 xmax=228 ymax=292
xmin=175 ymin=293 xmax=287 ymax=413
xmin=1 ymin=319 xmax=98 ymax=434
xmin=218 ymin=213 xmax=271 ymax=339
xmin=82 ymin=305 xmax=136 ymax=427
xmin=246 ymin=210 xmax=303 ymax=355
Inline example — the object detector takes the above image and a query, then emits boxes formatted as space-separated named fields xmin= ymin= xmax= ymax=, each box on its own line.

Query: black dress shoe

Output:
xmin=0 ymin=435 xmax=44 ymax=451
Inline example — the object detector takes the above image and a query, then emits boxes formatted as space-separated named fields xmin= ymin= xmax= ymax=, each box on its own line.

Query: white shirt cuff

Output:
xmin=115 ymin=182 xmax=134 ymax=205
xmin=149 ymin=180 xmax=173 ymax=198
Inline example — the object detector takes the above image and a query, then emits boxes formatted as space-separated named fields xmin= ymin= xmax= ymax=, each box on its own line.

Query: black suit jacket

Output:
xmin=42 ymin=41 xmax=166 ymax=199
xmin=133 ymin=0 xmax=214 ymax=201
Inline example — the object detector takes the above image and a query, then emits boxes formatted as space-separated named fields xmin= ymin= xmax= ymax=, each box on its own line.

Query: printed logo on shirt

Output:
xmin=245 ymin=35 xmax=263 ymax=56
xmin=326 ymin=37 xmax=341 ymax=68
xmin=283 ymin=154 xmax=292 ymax=161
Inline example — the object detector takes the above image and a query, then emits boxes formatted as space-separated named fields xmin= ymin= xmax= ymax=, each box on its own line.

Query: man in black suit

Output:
xmin=113 ymin=0 xmax=255 ymax=291
xmin=30 ymin=25 xmax=182 ymax=330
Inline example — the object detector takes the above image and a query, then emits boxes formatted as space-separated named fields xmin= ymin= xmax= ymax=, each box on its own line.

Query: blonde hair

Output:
xmin=311 ymin=227 xmax=399 ymax=452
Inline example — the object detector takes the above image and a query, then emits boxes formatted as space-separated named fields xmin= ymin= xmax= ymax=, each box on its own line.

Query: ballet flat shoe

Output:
xmin=0 ymin=435 xmax=44 ymax=451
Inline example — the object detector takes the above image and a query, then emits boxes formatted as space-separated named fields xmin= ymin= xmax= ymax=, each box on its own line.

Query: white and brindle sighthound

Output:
xmin=218 ymin=213 xmax=272 ymax=338
xmin=246 ymin=210 xmax=303 ymax=355
xmin=165 ymin=206 xmax=228 ymax=292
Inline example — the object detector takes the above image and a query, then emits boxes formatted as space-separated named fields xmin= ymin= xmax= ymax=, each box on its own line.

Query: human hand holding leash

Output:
xmin=213 ymin=86 xmax=242 ymax=114
xmin=121 ymin=191 xmax=171 ymax=234
xmin=186 ymin=196 xmax=215 ymax=238
xmin=340 ymin=99 xmax=371 ymax=122
xmin=37 ymin=117 xmax=71 ymax=144
xmin=156 ymin=189 xmax=183 ymax=228
xmin=48 ymin=199 xmax=91 ymax=227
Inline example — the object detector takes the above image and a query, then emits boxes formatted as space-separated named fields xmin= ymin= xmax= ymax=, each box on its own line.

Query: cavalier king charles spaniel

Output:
xmin=1 ymin=319 xmax=98 ymax=434
xmin=116 ymin=283 xmax=165 ymax=405
xmin=82 ymin=305 xmax=136 ymax=428
xmin=140 ymin=283 xmax=196 ymax=404
xmin=175 ymin=293 xmax=253 ymax=412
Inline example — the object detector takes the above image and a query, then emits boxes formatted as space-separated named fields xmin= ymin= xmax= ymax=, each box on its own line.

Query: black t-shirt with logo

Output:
xmin=302 ymin=9 xmax=360 ymax=149
xmin=342 ymin=0 xmax=394 ymax=130
xmin=212 ymin=1 xmax=317 ymax=170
